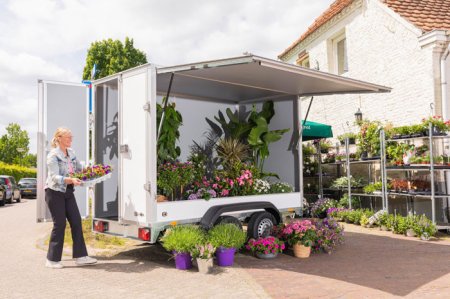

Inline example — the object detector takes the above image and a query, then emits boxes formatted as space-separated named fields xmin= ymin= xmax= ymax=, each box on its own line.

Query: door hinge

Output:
xmin=119 ymin=144 xmax=129 ymax=154
xmin=143 ymin=102 xmax=151 ymax=112
xmin=144 ymin=182 xmax=151 ymax=193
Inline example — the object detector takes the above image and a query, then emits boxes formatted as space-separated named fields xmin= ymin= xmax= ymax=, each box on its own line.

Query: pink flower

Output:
xmin=221 ymin=189 xmax=229 ymax=196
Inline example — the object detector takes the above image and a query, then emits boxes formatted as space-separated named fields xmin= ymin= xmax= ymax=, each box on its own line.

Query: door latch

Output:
xmin=144 ymin=182 xmax=151 ymax=193
xmin=143 ymin=102 xmax=151 ymax=112
xmin=119 ymin=144 xmax=129 ymax=153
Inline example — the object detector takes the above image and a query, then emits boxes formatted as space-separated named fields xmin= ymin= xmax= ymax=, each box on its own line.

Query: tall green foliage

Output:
xmin=157 ymin=97 xmax=183 ymax=163
xmin=0 ymin=123 xmax=30 ymax=165
xmin=82 ymin=37 xmax=147 ymax=80
xmin=206 ymin=101 xmax=289 ymax=173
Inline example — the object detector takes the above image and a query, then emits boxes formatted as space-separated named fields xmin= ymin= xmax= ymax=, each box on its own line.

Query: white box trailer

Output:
xmin=37 ymin=55 xmax=390 ymax=243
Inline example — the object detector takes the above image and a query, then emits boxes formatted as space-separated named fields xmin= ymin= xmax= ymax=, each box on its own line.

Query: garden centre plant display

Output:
xmin=328 ymin=208 xmax=437 ymax=240
xmin=337 ymin=132 xmax=357 ymax=145
xmin=311 ymin=218 xmax=344 ymax=254
xmin=156 ymin=100 xmax=294 ymax=201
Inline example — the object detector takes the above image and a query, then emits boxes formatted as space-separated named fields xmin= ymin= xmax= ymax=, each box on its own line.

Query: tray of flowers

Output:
xmin=70 ymin=164 xmax=113 ymax=187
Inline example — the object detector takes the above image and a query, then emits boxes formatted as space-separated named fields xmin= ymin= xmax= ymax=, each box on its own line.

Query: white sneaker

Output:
xmin=75 ymin=256 xmax=97 ymax=266
xmin=46 ymin=259 xmax=64 ymax=269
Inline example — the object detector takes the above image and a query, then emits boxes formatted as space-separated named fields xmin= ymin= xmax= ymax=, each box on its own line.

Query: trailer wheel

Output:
xmin=214 ymin=216 xmax=242 ymax=230
xmin=247 ymin=211 xmax=277 ymax=239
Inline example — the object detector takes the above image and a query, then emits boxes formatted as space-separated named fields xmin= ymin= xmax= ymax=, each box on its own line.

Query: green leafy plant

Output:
xmin=337 ymin=132 xmax=357 ymax=144
xmin=188 ymin=129 xmax=221 ymax=180
xmin=160 ymin=225 xmax=206 ymax=253
xmin=421 ymin=115 xmax=450 ymax=133
xmin=331 ymin=176 xmax=365 ymax=189
xmin=338 ymin=194 xmax=360 ymax=209
xmin=357 ymin=120 xmax=383 ymax=156
xmin=363 ymin=182 xmax=383 ymax=194
xmin=216 ymin=138 xmax=249 ymax=171
xmin=208 ymin=223 xmax=247 ymax=249
xmin=157 ymin=161 xmax=195 ymax=200
xmin=157 ymin=97 xmax=183 ymax=164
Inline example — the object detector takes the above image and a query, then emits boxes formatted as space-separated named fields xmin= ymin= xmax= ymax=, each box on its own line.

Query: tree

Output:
xmin=0 ymin=123 xmax=30 ymax=165
xmin=82 ymin=37 xmax=148 ymax=80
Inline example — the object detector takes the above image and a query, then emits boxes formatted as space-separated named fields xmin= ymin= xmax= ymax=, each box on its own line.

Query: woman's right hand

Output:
xmin=64 ymin=177 xmax=82 ymax=186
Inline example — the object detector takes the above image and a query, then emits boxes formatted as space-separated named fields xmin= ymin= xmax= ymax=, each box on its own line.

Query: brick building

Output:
xmin=279 ymin=0 xmax=450 ymax=140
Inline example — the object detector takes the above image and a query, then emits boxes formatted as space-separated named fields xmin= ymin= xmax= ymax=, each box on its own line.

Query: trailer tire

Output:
xmin=214 ymin=216 xmax=242 ymax=230
xmin=247 ymin=211 xmax=277 ymax=239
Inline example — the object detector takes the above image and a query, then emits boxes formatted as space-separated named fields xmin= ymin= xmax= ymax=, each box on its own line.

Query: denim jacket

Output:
xmin=45 ymin=147 xmax=83 ymax=192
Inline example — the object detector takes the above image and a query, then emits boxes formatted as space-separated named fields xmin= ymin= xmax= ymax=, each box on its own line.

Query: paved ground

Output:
xmin=1 ymin=199 xmax=450 ymax=298
xmin=0 ymin=199 xmax=268 ymax=299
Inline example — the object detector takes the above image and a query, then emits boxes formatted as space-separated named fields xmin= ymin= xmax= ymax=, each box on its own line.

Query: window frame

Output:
xmin=332 ymin=32 xmax=348 ymax=75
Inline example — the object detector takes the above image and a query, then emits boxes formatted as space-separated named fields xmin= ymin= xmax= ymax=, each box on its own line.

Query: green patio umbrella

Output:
xmin=301 ymin=120 xmax=333 ymax=141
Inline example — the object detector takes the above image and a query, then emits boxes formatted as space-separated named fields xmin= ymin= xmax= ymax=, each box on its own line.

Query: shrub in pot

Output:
xmin=191 ymin=243 xmax=216 ymax=274
xmin=161 ymin=225 xmax=205 ymax=270
xmin=208 ymin=223 xmax=246 ymax=267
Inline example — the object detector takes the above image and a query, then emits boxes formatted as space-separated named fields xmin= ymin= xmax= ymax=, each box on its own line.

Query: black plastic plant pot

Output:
xmin=321 ymin=149 xmax=329 ymax=154
xmin=392 ymin=134 xmax=402 ymax=139
xmin=400 ymin=134 xmax=411 ymax=139
xmin=348 ymin=138 xmax=356 ymax=145
xmin=360 ymin=151 xmax=368 ymax=160
xmin=410 ymin=133 xmax=424 ymax=138
xmin=340 ymin=140 xmax=345 ymax=145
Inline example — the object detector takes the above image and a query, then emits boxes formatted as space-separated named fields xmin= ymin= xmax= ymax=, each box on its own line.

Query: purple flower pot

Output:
xmin=216 ymin=247 xmax=236 ymax=267
xmin=173 ymin=251 xmax=192 ymax=270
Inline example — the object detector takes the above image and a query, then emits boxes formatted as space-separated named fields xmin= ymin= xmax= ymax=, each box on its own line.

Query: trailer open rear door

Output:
xmin=37 ymin=80 xmax=89 ymax=222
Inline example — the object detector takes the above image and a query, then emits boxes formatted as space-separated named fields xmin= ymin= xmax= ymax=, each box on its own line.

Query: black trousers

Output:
xmin=45 ymin=187 xmax=88 ymax=262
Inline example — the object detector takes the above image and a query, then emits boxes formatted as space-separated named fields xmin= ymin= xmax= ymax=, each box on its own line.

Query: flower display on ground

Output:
xmin=246 ymin=236 xmax=285 ymax=255
xmin=311 ymin=218 xmax=345 ymax=254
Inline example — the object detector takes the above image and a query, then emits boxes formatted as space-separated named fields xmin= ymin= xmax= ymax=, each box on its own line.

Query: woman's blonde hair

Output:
xmin=51 ymin=127 xmax=72 ymax=148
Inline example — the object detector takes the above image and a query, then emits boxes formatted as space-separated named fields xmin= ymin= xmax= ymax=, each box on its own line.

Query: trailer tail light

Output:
xmin=93 ymin=220 xmax=108 ymax=232
xmin=138 ymin=228 xmax=150 ymax=241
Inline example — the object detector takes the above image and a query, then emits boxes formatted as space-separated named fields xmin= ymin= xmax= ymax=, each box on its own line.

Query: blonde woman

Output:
xmin=45 ymin=127 xmax=97 ymax=269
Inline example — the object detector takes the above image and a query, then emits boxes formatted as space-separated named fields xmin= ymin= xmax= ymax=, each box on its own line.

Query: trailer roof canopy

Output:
xmin=156 ymin=55 xmax=391 ymax=104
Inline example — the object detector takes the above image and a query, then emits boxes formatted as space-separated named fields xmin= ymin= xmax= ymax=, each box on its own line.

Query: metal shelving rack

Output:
xmin=341 ymin=137 xmax=384 ymax=210
xmin=381 ymin=124 xmax=450 ymax=229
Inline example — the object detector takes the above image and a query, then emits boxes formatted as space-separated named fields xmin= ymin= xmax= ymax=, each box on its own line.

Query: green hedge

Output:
xmin=0 ymin=162 xmax=37 ymax=182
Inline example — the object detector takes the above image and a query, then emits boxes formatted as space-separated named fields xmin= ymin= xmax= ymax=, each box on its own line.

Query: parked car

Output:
xmin=18 ymin=178 xmax=37 ymax=198
xmin=0 ymin=175 xmax=21 ymax=203
xmin=0 ymin=185 xmax=5 ymax=206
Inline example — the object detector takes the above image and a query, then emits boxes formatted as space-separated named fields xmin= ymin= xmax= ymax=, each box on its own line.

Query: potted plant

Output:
xmin=246 ymin=236 xmax=285 ymax=259
xmin=310 ymin=218 xmax=345 ymax=254
xmin=337 ymin=132 xmax=357 ymax=145
xmin=310 ymin=198 xmax=338 ymax=219
xmin=160 ymin=225 xmax=206 ymax=270
xmin=323 ymin=153 xmax=336 ymax=164
xmin=422 ymin=115 xmax=450 ymax=136
xmin=191 ymin=243 xmax=216 ymax=274
xmin=377 ymin=211 xmax=389 ymax=231
xmin=282 ymin=220 xmax=317 ymax=258
xmin=208 ymin=223 xmax=246 ymax=267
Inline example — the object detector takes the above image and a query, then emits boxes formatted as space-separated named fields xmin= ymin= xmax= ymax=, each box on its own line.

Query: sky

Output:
xmin=0 ymin=0 xmax=334 ymax=154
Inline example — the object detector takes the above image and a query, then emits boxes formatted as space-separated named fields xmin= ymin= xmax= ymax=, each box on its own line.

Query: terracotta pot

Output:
xmin=293 ymin=243 xmax=311 ymax=258
xmin=156 ymin=195 xmax=168 ymax=202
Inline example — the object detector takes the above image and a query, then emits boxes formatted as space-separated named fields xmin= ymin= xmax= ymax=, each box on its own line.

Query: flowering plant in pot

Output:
xmin=191 ymin=243 xmax=216 ymax=274
xmin=422 ymin=115 xmax=450 ymax=136
xmin=282 ymin=220 xmax=317 ymax=258
xmin=157 ymin=161 xmax=195 ymax=200
xmin=208 ymin=223 xmax=246 ymax=267
xmin=310 ymin=198 xmax=338 ymax=219
xmin=246 ymin=236 xmax=285 ymax=259
xmin=160 ymin=225 xmax=205 ymax=270
xmin=311 ymin=218 xmax=345 ymax=254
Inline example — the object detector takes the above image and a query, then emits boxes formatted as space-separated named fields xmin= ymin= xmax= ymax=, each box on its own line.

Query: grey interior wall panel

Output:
xmin=45 ymin=83 xmax=88 ymax=217
xmin=94 ymin=81 xmax=119 ymax=219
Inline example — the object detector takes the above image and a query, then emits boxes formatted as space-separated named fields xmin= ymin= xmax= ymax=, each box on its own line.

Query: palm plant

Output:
xmin=216 ymin=138 xmax=249 ymax=171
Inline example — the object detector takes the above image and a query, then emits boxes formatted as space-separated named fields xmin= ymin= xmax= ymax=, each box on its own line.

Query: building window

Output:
xmin=332 ymin=33 xmax=348 ymax=75
xmin=296 ymin=51 xmax=310 ymax=68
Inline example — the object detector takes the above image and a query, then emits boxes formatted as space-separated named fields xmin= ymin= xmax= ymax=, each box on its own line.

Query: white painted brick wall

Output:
xmin=284 ymin=0 xmax=435 ymax=142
